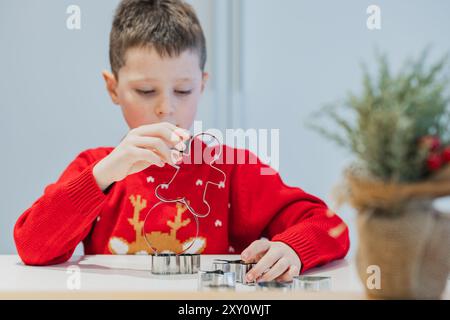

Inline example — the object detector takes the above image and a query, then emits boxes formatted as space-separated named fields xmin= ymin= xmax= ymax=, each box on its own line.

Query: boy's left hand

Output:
xmin=241 ymin=239 xmax=301 ymax=283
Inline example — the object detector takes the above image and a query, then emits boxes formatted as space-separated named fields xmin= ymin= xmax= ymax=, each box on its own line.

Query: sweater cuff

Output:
xmin=272 ymin=228 xmax=321 ymax=273
xmin=64 ymin=162 xmax=106 ymax=215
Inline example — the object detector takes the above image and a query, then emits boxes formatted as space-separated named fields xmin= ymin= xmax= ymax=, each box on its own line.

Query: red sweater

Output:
xmin=14 ymin=145 xmax=349 ymax=271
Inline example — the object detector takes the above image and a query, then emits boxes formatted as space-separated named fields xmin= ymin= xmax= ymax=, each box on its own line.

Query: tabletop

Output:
xmin=0 ymin=255 xmax=448 ymax=299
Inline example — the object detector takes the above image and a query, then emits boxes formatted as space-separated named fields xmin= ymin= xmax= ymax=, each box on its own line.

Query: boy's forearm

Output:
xmin=271 ymin=208 xmax=350 ymax=273
xmin=14 ymin=164 xmax=106 ymax=265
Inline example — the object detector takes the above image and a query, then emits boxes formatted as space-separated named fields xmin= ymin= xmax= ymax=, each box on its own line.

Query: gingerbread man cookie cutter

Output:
xmin=154 ymin=132 xmax=227 ymax=218
xmin=142 ymin=133 xmax=227 ymax=273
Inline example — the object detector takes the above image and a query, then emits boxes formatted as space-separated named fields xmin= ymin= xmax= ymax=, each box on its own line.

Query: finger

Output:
xmin=159 ymin=121 xmax=188 ymax=137
xmin=275 ymin=265 xmax=300 ymax=283
xmin=172 ymin=139 xmax=188 ymax=153
xmin=133 ymin=147 xmax=165 ymax=167
xmin=258 ymin=257 xmax=290 ymax=282
xmin=173 ymin=126 xmax=191 ymax=141
xmin=132 ymin=123 xmax=190 ymax=148
xmin=146 ymin=123 xmax=190 ymax=153
xmin=245 ymin=247 xmax=281 ymax=282
xmin=162 ymin=123 xmax=191 ymax=146
xmin=145 ymin=121 xmax=180 ymax=133
xmin=241 ymin=239 xmax=271 ymax=263
xmin=131 ymin=124 xmax=177 ymax=147
xmin=152 ymin=122 xmax=191 ymax=141
xmin=131 ymin=136 xmax=180 ymax=164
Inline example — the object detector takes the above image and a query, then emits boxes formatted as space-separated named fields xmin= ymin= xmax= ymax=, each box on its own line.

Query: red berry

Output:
xmin=427 ymin=152 xmax=443 ymax=172
xmin=420 ymin=135 xmax=441 ymax=152
xmin=442 ymin=146 xmax=450 ymax=163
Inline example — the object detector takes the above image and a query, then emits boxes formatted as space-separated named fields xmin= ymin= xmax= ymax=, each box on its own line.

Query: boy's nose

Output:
xmin=155 ymin=98 xmax=174 ymax=117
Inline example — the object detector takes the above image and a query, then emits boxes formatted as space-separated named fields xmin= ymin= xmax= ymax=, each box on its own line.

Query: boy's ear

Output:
xmin=102 ymin=70 xmax=120 ymax=105
xmin=201 ymin=72 xmax=209 ymax=93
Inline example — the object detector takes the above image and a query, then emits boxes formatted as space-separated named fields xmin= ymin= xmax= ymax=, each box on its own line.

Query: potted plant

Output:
xmin=310 ymin=50 xmax=450 ymax=299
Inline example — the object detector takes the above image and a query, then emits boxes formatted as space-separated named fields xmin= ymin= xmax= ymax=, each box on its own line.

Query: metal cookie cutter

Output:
xmin=198 ymin=270 xmax=236 ymax=291
xmin=143 ymin=201 xmax=200 ymax=257
xmin=142 ymin=132 xmax=226 ymax=275
xmin=212 ymin=259 xmax=256 ymax=285
xmin=151 ymin=253 xmax=201 ymax=275
xmin=292 ymin=276 xmax=331 ymax=291
xmin=155 ymin=132 xmax=227 ymax=219
xmin=143 ymin=202 xmax=201 ymax=275
xmin=256 ymin=281 xmax=293 ymax=292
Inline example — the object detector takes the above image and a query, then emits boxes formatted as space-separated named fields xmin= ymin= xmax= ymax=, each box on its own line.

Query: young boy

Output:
xmin=14 ymin=0 xmax=349 ymax=283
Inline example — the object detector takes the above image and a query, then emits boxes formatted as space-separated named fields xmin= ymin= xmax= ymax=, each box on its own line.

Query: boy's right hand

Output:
xmin=93 ymin=122 xmax=190 ymax=191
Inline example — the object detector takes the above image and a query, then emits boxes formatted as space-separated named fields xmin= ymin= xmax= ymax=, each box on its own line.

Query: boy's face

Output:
xmin=103 ymin=47 xmax=208 ymax=130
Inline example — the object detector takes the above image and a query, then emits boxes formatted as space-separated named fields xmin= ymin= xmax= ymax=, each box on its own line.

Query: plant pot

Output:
xmin=356 ymin=200 xmax=450 ymax=299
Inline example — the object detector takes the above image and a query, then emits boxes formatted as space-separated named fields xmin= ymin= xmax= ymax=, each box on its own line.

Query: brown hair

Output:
xmin=109 ymin=0 xmax=207 ymax=77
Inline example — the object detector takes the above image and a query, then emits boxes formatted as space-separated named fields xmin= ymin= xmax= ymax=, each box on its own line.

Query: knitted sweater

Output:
xmin=14 ymin=144 xmax=349 ymax=271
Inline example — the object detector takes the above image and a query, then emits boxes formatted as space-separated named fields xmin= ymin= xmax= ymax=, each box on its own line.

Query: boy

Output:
xmin=14 ymin=0 xmax=349 ymax=283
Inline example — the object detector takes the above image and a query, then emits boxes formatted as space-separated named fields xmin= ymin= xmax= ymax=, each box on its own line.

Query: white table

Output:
xmin=0 ymin=255 xmax=448 ymax=299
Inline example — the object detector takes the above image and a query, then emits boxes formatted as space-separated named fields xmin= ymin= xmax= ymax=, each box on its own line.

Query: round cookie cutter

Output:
xmin=212 ymin=259 xmax=256 ymax=285
xmin=142 ymin=201 xmax=201 ymax=256
xmin=151 ymin=253 xmax=201 ymax=275
xmin=198 ymin=270 xmax=236 ymax=291
xmin=292 ymin=275 xmax=331 ymax=291
xmin=256 ymin=281 xmax=293 ymax=292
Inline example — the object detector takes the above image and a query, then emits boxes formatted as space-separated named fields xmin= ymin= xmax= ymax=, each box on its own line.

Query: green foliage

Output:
xmin=309 ymin=50 xmax=450 ymax=182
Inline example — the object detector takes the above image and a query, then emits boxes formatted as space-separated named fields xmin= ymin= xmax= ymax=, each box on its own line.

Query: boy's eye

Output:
xmin=175 ymin=90 xmax=192 ymax=95
xmin=136 ymin=89 xmax=155 ymax=95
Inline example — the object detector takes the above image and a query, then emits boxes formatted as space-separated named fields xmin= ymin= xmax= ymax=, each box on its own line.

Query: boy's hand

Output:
xmin=93 ymin=122 xmax=190 ymax=191
xmin=241 ymin=239 xmax=301 ymax=283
